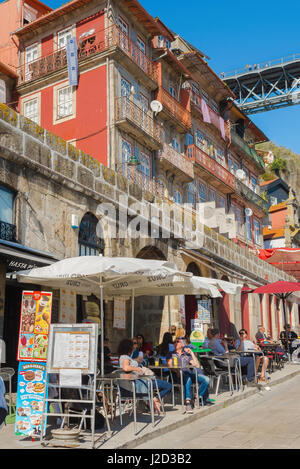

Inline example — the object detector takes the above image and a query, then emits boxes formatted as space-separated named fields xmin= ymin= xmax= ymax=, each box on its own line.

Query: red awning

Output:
xmin=259 ymin=248 xmax=300 ymax=263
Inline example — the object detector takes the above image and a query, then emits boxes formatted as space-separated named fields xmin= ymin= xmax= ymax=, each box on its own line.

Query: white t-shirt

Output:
xmin=235 ymin=339 xmax=256 ymax=352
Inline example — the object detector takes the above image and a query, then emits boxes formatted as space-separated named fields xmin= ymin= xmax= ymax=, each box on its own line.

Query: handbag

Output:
xmin=141 ymin=366 xmax=154 ymax=376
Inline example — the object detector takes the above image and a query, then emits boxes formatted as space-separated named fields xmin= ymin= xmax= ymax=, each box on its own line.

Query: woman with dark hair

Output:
xmin=137 ymin=333 xmax=153 ymax=358
xmin=158 ymin=332 xmax=173 ymax=357
xmin=118 ymin=338 xmax=171 ymax=415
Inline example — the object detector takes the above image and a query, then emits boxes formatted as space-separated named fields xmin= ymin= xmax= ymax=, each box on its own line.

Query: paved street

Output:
xmin=137 ymin=374 xmax=300 ymax=449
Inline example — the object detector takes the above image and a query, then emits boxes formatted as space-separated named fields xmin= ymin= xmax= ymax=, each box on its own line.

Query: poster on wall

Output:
xmin=82 ymin=296 xmax=101 ymax=332
xmin=17 ymin=291 xmax=52 ymax=362
xmin=59 ymin=288 xmax=76 ymax=323
xmin=197 ymin=299 xmax=211 ymax=324
xmin=15 ymin=362 xmax=47 ymax=437
xmin=179 ymin=295 xmax=186 ymax=327
xmin=113 ymin=297 xmax=126 ymax=330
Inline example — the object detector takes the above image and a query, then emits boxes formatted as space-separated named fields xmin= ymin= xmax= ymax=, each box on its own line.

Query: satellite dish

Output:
xmin=236 ymin=169 xmax=246 ymax=181
xmin=245 ymin=207 xmax=253 ymax=217
xmin=150 ymin=100 xmax=163 ymax=115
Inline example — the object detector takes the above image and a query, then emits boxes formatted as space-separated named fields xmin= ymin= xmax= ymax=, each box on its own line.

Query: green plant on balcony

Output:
xmin=269 ymin=157 xmax=287 ymax=173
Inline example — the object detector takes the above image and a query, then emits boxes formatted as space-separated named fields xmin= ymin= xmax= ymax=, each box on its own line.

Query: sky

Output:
xmin=19 ymin=0 xmax=300 ymax=153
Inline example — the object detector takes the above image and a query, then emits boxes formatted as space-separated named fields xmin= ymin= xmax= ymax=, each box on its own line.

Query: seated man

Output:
xmin=255 ymin=325 xmax=274 ymax=345
xmin=167 ymin=338 xmax=212 ymax=413
xmin=209 ymin=329 xmax=256 ymax=385
xmin=235 ymin=329 xmax=269 ymax=382
xmin=280 ymin=324 xmax=298 ymax=356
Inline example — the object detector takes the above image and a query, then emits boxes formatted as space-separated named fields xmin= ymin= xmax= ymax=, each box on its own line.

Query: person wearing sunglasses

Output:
xmin=235 ymin=329 xmax=268 ymax=383
xmin=166 ymin=338 xmax=211 ymax=413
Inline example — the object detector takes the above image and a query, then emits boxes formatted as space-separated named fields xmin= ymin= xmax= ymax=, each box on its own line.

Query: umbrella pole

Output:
xmin=100 ymin=279 xmax=104 ymax=376
xmin=131 ymin=288 xmax=135 ymax=338
xmin=168 ymin=296 xmax=171 ymax=333
xmin=282 ymin=295 xmax=287 ymax=328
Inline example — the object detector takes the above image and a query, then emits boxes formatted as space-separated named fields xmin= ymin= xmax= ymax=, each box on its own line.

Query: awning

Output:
xmin=0 ymin=239 xmax=60 ymax=273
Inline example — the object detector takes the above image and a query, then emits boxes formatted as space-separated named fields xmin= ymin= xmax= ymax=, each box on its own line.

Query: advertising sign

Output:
xmin=17 ymin=291 xmax=52 ymax=362
xmin=113 ymin=297 xmax=126 ymax=329
xmin=197 ymin=299 xmax=211 ymax=324
xmin=15 ymin=362 xmax=47 ymax=437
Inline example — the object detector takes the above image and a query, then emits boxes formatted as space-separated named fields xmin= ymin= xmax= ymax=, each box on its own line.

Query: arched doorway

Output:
xmin=185 ymin=262 xmax=201 ymax=334
xmin=134 ymin=245 xmax=166 ymax=343
xmin=219 ymin=275 xmax=231 ymax=335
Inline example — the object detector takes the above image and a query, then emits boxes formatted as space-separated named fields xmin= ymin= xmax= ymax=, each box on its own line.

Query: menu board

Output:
xmin=197 ymin=299 xmax=211 ymax=324
xmin=52 ymin=332 xmax=90 ymax=369
xmin=15 ymin=362 xmax=47 ymax=437
xmin=113 ymin=297 xmax=126 ymax=330
xmin=17 ymin=291 xmax=52 ymax=362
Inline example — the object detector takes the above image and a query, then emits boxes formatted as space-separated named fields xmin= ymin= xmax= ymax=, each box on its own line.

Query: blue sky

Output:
xmin=21 ymin=0 xmax=300 ymax=153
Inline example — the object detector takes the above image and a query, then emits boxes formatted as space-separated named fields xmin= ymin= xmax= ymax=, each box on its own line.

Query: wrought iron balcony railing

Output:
xmin=186 ymin=144 xmax=236 ymax=191
xmin=115 ymin=97 xmax=163 ymax=146
xmin=18 ymin=24 xmax=158 ymax=85
xmin=231 ymin=131 xmax=265 ymax=171
xmin=155 ymin=87 xmax=191 ymax=129
xmin=235 ymin=178 xmax=268 ymax=213
xmin=0 ymin=221 xmax=17 ymax=242
xmin=157 ymin=143 xmax=194 ymax=180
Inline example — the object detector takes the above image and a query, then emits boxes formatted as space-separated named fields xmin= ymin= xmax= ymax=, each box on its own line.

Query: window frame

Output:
xmin=53 ymin=82 xmax=76 ymax=124
xmin=22 ymin=92 xmax=41 ymax=125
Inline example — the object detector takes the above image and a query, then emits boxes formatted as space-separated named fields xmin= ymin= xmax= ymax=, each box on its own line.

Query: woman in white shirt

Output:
xmin=235 ymin=329 xmax=269 ymax=382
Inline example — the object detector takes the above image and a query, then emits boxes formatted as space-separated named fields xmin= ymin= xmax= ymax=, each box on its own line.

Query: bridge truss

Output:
xmin=221 ymin=54 xmax=300 ymax=115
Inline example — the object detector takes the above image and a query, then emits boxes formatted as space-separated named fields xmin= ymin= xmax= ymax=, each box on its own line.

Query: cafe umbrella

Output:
xmin=252 ymin=280 xmax=300 ymax=328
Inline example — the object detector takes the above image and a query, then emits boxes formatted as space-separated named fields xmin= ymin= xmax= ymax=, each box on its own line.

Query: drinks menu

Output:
xmin=17 ymin=291 xmax=53 ymax=362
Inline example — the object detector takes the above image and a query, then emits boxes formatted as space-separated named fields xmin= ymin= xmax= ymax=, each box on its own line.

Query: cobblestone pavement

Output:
xmin=137 ymin=374 xmax=300 ymax=449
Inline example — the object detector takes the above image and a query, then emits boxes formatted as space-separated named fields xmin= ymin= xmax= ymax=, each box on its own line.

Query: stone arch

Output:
xmin=136 ymin=245 xmax=166 ymax=260
xmin=78 ymin=211 xmax=105 ymax=256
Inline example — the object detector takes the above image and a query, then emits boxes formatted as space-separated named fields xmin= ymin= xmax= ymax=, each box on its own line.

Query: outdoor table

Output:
xmin=96 ymin=372 xmax=162 ymax=433
xmin=231 ymin=350 xmax=264 ymax=382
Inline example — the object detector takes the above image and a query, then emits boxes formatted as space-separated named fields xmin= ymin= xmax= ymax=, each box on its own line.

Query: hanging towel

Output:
xmin=201 ymin=98 xmax=211 ymax=124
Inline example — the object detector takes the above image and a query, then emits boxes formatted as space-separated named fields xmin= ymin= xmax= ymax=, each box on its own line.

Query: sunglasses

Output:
xmin=133 ymin=342 xmax=137 ymax=344
xmin=239 ymin=332 xmax=246 ymax=335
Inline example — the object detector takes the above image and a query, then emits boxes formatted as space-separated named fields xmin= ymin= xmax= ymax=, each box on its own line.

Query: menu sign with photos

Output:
xmin=15 ymin=362 xmax=47 ymax=437
xmin=17 ymin=291 xmax=53 ymax=362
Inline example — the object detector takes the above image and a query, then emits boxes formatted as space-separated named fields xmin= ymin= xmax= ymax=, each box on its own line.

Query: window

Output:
xmin=245 ymin=214 xmax=253 ymax=242
xmin=157 ymin=36 xmax=164 ymax=47
xmin=216 ymin=147 xmax=225 ymax=166
xmin=24 ymin=97 xmax=39 ymax=123
xmin=57 ymin=86 xmax=73 ymax=118
xmin=172 ymin=138 xmax=180 ymax=153
xmin=121 ymin=139 xmax=132 ymax=166
xmin=201 ymin=89 xmax=209 ymax=105
xmin=195 ymin=130 xmax=205 ymax=149
xmin=208 ymin=188 xmax=216 ymax=203
xmin=156 ymin=178 xmax=165 ymax=198
xmin=198 ymin=181 xmax=207 ymax=203
xmin=0 ymin=186 xmax=13 ymax=224
xmin=121 ymin=77 xmax=131 ymax=98
xmin=169 ymin=85 xmax=177 ymax=99
xmin=57 ymin=27 xmax=73 ymax=50
xmin=254 ymin=219 xmax=261 ymax=245
xmin=138 ymin=152 xmax=151 ymax=191
xmin=187 ymin=183 xmax=196 ymax=207
xmin=25 ymin=43 xmax=38 ymax=81
xmin=217 ymin=194 xmax=226 ymax=210
xmin=118 ymin=16 xmax=128 ymax=35
xmin=210 ymin=99 xmax=219 ymax=113
xmin=250 ymin=175 xmax=258 ymax=193
xmin=165 ymin=38 xmax=171 ymax=49
xmin=173 ymin=189 xmax=183 ymax=205
xmin=137 ymin=36 xmax=146 ymax=54
xmin=232 ymin=205 xmax=244 ymax=237
xmin=78 ymin=212 xmax=104 ymax=256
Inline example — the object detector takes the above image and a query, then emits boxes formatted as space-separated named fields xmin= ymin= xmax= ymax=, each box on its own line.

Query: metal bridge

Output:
xmin=221 ymin=54 xmax=300 ymax=115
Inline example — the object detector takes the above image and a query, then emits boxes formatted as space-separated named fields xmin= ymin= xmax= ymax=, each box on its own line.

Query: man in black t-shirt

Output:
xmin=280 ymin=325 xmax=298 ymax=354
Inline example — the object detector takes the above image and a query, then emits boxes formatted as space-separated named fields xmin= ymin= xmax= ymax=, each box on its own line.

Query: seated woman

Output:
xmin=167 ymin=337 xmax=212 ymax=413
xmin=137 ymin=334 xmax=153 ymax=360
xmin=235 ymin=329 xmax=269 ymax=383
xmin=157 ymin=332 xmax=174 ymax=359
xmin=118 ymin=339 xmax=171 ymax=415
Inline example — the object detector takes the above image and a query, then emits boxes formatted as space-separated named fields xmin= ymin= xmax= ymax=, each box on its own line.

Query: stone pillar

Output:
xmin=0 ymin=263 xmax=6 ymax=337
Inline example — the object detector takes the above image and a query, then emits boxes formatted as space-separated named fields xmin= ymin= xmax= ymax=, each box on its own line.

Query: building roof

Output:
xmin=260 ymin=178 xmax=279 ymax=187
xmin=0 ymin=61 xmax=18 ymax=79
xmin=263 ymin=227 xmax=285 ymax=239
xmin=269 ymin=201 xmax=287 ymax=213
xmin=13 ymin=0 xmax=162 ymax=37
xmin=153 ymin=17 xmax=175 ymax=42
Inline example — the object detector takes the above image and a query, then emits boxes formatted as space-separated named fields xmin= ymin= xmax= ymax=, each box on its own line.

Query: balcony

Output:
xmin=231 ymin=131 xmax=265 ymax=172
xmin=190 ymin=91 xmax=231 ymax=141
xmin=233 ymin=178 xmax=268 ymax=215
xmin=17 ymin=25 xmax=158 ymax=89
xmin=0 ymin=221 xmax=17 ymax=242
xmin=186 ymin=144 xmax=235 ymax=193
xmin=157 ymin=143 xmax=194 ymax=182
xmin=115 ymin=97 xmax=163 ymax=150
xmin=155 ymin=87 xmax=191 ymax=131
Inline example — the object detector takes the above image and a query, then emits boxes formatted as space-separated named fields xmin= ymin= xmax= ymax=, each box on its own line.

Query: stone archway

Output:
xmin=185 ymin=262 xmax=202 ymax=334
xmin=134 ymin=245 xmax=167 ymax=345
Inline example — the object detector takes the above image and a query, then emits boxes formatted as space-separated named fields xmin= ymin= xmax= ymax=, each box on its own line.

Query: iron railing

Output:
xmin=231 ymin=131 xmax=265 ymax=170
xmin=18 ymin=24 xmax=158 ymax=84
xmin=115 ymin=97 xmax=163 ymax=144
xmin=0 ymin=221 xmax=17 ymax=242
xmin=155 ymin=87 xmax=191 ymax=129
xmin=158 ymin=143 xmax=194 ymax=179
xmin=235 ymin=178 xmax=268 ymax=213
